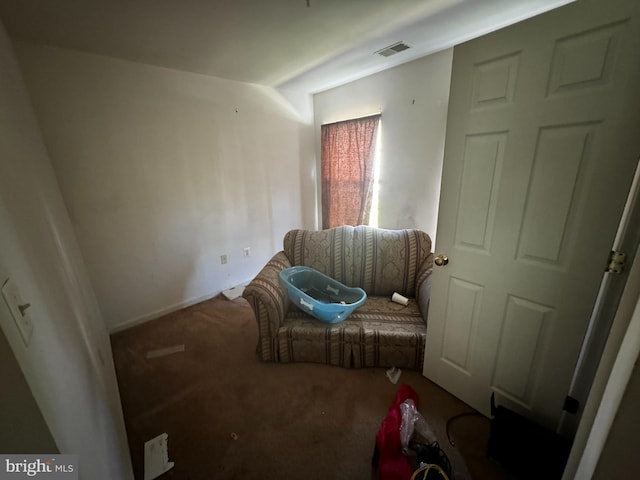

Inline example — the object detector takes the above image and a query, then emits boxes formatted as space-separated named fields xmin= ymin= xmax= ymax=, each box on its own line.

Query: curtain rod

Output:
xmin=321 ymin=112 xmax=381 ymax=127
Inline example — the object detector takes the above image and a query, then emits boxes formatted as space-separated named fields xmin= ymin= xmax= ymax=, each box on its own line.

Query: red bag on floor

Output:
xmin=375 ymin=384 xmax=419 ymax=480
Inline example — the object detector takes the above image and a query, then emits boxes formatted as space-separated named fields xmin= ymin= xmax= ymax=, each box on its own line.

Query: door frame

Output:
xmin=562 ymin=222 xmax=640 ymax=478
xmin=560 ymin=158 xmax=640 ymax=436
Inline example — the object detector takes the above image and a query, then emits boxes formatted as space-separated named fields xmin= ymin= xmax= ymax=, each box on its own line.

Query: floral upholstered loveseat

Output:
xmin=242 ymin=226 xmax=433 ymax=370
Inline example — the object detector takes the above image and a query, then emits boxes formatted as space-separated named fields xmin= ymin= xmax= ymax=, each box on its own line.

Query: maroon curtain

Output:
xmin=321 ymin=114 xmax=380 ymax=229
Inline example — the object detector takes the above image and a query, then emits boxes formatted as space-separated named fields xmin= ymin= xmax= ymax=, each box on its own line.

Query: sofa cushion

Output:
xmin=279 ymin=295 xmax=426 ymax=369
xmin=283 ymin=226 xmax=356 ymax=286
xmin=283 ymin=226 xmax=432 ymax=297
xmin=353 ymin=225 xmax=432 ymax=296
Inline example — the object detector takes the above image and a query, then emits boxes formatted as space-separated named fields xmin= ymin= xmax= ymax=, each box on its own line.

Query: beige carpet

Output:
xmin=110 ymin=295 xmax=511 ymax=480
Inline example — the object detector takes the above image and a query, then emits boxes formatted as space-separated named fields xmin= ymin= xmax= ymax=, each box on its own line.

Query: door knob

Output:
xmin=434 ymin=254 xmax=449 ymax=266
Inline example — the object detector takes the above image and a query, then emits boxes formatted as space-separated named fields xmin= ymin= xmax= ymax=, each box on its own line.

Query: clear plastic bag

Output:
xmin=399 ymin=399 xmax=437 ymax=452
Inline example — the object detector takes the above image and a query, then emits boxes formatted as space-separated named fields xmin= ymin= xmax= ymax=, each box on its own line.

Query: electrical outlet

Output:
xmin=220 ymin=254 xmax=228 ymax=264
xmin=243 ymin=247 xmax=251 ymax=257
xmin=1 ymin=278 xmax=34 ymax=347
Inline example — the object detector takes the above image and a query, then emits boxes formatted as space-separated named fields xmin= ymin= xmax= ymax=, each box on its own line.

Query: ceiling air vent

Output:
xmin=376 ymin=42 xmax=410 ymax=57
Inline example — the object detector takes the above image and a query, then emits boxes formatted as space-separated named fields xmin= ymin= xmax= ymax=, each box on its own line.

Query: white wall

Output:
xmin=313 ymin=49 xmax=453 ymax=238
xmin=14 ymin=42 xmax=316 ymax=331
xmin=0 ymin=22 xmax=133 ymax=479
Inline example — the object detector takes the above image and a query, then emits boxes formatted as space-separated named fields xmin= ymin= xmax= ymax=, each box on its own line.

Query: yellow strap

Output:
xmin=410 ymin=463 xmax=450 ymax=480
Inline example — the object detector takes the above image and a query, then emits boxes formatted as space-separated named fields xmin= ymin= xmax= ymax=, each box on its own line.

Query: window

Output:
xmin=321 ymin=114 xmax=381 ymax=229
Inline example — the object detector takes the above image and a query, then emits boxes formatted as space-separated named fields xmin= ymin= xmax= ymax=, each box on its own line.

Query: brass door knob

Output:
xmin=434 ymin=254 xmax=449 ymax=266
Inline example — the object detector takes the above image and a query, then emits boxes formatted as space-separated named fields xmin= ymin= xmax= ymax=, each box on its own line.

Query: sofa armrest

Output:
xmin=415 ymin=252 xmax=434 ymax=327
xmin=242 ymin=251 xmax=291 ymax=361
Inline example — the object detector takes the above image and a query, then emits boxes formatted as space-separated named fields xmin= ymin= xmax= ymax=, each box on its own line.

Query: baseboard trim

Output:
xmin=108 ymin=292 xmax=217 ymax=334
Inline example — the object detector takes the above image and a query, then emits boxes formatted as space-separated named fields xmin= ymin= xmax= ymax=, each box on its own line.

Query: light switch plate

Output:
xmin=1 ymin=278 xmax=34 ymax=346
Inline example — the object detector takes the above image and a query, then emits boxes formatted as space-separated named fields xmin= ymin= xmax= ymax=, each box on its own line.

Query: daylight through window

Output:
xmin=320 ymin=114 xmax=381 ymax=229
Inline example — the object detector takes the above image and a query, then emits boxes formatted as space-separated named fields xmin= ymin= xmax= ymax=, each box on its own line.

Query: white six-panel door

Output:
xmin=424 ymin=0 xmax=640 ymax=429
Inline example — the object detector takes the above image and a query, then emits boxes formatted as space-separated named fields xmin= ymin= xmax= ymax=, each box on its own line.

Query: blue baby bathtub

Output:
xmin=279 ymin=266 xmax=367 ymax=323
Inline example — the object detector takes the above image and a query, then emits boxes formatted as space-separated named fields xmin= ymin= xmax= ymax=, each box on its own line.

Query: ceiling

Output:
xmin=0 ymin=0 xmax=574 ymax=93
